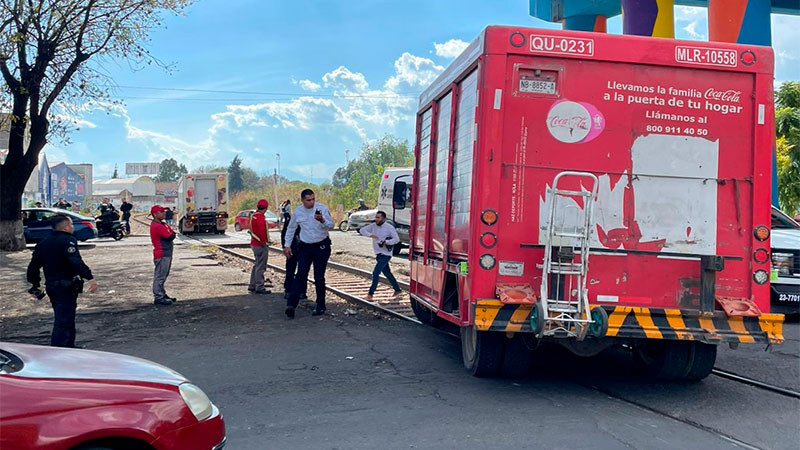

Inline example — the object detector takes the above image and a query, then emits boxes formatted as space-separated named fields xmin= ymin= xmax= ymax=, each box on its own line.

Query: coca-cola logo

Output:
xmin=546 ymin=100 xmax=604 ymax=144
xmin=704 ymin=88 xmax=741 ymax=103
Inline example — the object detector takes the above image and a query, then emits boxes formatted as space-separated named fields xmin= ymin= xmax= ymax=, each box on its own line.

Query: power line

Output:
xmin=103 ymin=84 xmax=420 ymax=99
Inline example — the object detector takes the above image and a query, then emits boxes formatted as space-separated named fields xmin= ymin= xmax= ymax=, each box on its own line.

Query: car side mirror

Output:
xmin=393 ymin=181 xmax=407 ymax=210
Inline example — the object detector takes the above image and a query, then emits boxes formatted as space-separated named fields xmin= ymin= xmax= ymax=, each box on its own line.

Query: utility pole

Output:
xmin=274 ymin=153 xmax=280 ymax=216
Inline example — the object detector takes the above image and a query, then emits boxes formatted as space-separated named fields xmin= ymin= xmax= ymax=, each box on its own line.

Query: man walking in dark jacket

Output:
xmin=120 ymin=198 xmax=133 ymax=234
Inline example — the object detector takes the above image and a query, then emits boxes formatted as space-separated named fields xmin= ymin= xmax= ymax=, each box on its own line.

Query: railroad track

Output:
xmin=182 ymin=234 xmax=417 ymax=323
xmin=131 ymin=216 xmax=799 ymax=401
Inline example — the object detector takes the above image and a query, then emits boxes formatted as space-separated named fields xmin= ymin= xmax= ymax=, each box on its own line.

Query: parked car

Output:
xmin=0 ymin=342 xmax=226 ymax=450
xmin=347 ymin=208 xmax=378 ymax=231
xmin=771 ymin=206 xmax=800 ymax=316
xmin=22 ymin=208 xmax=97 ymax=243
xmin=233 ymin=209 xmax=278 ymax=232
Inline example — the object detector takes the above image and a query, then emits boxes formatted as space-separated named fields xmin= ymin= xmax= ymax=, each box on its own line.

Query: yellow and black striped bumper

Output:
xmin=473 ymin=300 xmax=784 ymax=344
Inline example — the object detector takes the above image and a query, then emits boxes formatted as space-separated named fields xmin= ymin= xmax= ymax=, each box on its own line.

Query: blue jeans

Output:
xmin=369 ymin=254 xmax=401 ymax=296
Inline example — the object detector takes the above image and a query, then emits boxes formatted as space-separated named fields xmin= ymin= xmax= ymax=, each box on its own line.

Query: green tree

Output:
xmin=228 ymin=155 xmax=244 ymax=193
xmin=0 ymin=0 xmax=192 ymax=250
xmin=331 ymin=135 xmax=412 ymax=210
xmin=155 ymin=158 xmax=188 ymax=182
xmin=776 ymin=82 xmax=800 ymax=214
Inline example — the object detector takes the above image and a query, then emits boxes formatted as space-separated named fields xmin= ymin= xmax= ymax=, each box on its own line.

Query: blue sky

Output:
xmin=46 ymin=0 xmax=800 ymax=182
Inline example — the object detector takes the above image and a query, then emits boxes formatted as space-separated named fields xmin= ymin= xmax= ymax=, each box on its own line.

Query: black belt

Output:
xmin=299 ymin=237 xmax=331 ymax=247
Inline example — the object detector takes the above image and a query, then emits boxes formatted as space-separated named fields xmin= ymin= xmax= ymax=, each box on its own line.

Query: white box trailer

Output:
xmin=176 ymin=173 xmax=229 ymax=234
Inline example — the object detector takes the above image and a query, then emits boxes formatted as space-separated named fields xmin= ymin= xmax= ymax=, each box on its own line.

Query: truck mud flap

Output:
xmin=473 ymin=301 xmax=784 ymax=344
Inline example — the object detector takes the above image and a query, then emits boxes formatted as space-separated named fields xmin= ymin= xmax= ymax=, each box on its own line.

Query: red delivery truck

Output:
xmin=407 ymin=26 xmax=784 ymax=379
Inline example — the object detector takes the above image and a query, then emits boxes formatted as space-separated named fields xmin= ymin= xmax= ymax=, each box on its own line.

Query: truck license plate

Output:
xmin=778 ymin=293 xmax=800 ymax=303
xmin=519 ymin=79 xmax=556 ymax=94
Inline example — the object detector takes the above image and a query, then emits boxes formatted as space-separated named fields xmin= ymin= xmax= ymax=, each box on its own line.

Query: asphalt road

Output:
xmin=89 ymin=305 xmax=799 ymax=450
xmin=4 ymin=231 xmax=798 ymax=449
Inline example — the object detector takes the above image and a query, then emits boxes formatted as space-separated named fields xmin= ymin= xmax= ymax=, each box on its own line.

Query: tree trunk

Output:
xmin=1 ymin=163 xmax=29 ymax=251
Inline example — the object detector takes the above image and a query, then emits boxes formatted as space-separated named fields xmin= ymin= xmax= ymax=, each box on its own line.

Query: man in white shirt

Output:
xmin=359 ymin=211 xmax=403 ymax=301
xmin=283 ymin=189 xmax=334 ymax=318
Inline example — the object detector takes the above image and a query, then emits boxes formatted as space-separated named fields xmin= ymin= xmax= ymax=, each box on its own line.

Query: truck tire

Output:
xmin=410 ymin=297 xmax=436 ymax=325
xmin=633 ymin=341 xmax=692 ymax=380
xmin=461 ymin=325 xmax=503 ymax=377
xmin=499 ymin=334 xmax=531 ymax=377
xmin=683 ymin=342 xmax=717 ymax=381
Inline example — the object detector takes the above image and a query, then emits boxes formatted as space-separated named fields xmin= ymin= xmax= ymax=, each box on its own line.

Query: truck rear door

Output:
xmin=195 ymin=178 xmax=217 ymax=212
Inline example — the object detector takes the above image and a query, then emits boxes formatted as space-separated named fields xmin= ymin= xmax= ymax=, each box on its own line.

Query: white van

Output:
xmin=348 ymin=167 xmax=413 ymax=255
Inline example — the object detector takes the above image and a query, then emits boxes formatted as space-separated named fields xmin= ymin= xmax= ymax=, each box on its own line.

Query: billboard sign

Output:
xmin=126 ymin=162 xmax=160 ymax=175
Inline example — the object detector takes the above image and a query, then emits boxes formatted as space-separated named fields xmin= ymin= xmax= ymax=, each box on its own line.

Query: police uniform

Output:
xmin=27 ymin=230 xmax=94 ymax=348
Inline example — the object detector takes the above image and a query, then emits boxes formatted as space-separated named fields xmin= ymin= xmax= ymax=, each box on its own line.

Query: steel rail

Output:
xmin=711 ymin=368 xmax=800 ymax=399
xmin=135 ymin=217 xmax=799 ymax=400
xmin=185 ymin=235 xmax=419 ymax=324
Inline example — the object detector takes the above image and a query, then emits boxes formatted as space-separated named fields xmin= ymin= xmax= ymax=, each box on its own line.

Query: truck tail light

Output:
xmin=481 ymin=209 xmax=498 ymax=226
xmin=753 ymin=248 xmax=769 ymax=264
xmin=753 ymin=269 xmax=769 ymax=285
xmin=479 ymin=254 xmax=496 ymax=270
xmin=480 ymin=232 xmax=497 ymax=248
xmin=753 ymin=225 xmax=770 ymax=241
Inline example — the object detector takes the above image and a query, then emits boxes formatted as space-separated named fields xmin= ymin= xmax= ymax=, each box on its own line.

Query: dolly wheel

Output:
xmin=530 ymin=301 xmax=545 ymax=336
xmin=461 ymin=326 xmax=503 ymax=377
xmin=588 ymin=306 xmax=608 ymax=338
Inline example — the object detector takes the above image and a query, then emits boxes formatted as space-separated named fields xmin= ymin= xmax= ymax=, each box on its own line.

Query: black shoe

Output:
xmin=285 ymin=306 xmax=295 ymax=319
xmin=253 ymin=289 xmax=271 ymax=295
xmin=311 ymin=308 xmax=326 ymax=316
xmin=248 ymin=288 xmax=255 ymax=293
xmin=166 ymin=296 xmax=177 ymax=303
xmin=154 ymin=298 xmax=173 ymax=305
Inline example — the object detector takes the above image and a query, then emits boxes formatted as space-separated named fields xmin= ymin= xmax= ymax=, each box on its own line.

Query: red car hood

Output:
xmin=2 ymin=342 xmax=187 ymax=385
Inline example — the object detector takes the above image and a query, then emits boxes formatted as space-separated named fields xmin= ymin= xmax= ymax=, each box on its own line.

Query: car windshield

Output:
xmin=772 ymin=207 xmax=800 ymax=230
xmin=265 ymin=211 xmax=277 ymax=219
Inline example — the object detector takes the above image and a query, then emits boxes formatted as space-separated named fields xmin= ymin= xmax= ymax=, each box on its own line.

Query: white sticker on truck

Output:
xmin=498 ymin=261 xmax=524 ymax=276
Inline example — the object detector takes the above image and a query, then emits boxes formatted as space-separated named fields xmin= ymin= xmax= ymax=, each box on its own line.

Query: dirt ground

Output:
xmin=0 ymin=237 xmax=387 ymax=348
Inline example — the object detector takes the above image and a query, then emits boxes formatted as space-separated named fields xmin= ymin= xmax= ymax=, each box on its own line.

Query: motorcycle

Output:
xmin=338 ymin=208 xmax=356 ymax=232
xmin=95 ymin=214 xmax=125 ymax=240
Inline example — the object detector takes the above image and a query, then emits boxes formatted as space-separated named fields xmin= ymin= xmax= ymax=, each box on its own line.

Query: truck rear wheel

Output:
xmin=461 ymin=326 xmax=503 ymax=377
xmin=410 ymin=297 xmax=437 ymax=325
xmin=633 ymin=340 xmax=692 ymax=380
xmin=499 ymin=334 xmax=531 ymax=377
xmin=684 ymin=342 xmax=717 ymax=381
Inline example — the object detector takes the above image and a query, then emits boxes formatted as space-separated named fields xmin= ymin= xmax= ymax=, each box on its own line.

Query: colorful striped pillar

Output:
xmin=563 ymin=15 xmax=608 ymax=32
xmin=621 ymin=0 xmax=675 ymax=38
xmin=709 ymin=0 xmax=777 ymax=206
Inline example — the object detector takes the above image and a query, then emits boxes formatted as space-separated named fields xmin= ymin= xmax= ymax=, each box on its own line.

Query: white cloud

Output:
xmin=434 ymin=39 xmax=469 ymax=59
xmin=297 ymin=79 xmax=321 ymax=92
xmin=675 ymin=6 xmax=703 ymax=18
xmin=323 ymin=66 xmax=370 ymax=92
xmin=683 ymin=21 xmax=705 ymax=40
xmin=384 ymin=53 xmax=444 ymax=90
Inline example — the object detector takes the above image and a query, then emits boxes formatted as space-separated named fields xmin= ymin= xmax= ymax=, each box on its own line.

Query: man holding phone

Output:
xmin=282 ymin=189 xmax=334 ymax=318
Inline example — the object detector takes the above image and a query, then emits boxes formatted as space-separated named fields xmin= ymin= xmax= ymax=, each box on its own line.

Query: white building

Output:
xmin=93 ymin=176 xmax=157 ymax=211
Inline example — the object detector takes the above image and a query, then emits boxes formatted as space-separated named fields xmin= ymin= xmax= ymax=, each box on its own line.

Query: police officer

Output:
xmin=283 ymin=189 xmax=334 ymax=318
xmin=26 ymin=214 xmax=98 ymax=348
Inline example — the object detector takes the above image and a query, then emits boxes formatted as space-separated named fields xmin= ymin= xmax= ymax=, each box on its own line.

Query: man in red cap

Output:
xmin=249 ymin=199 xmax=271 ymax=294
xmin=150 ymin=205 xmax=177 ymax=305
